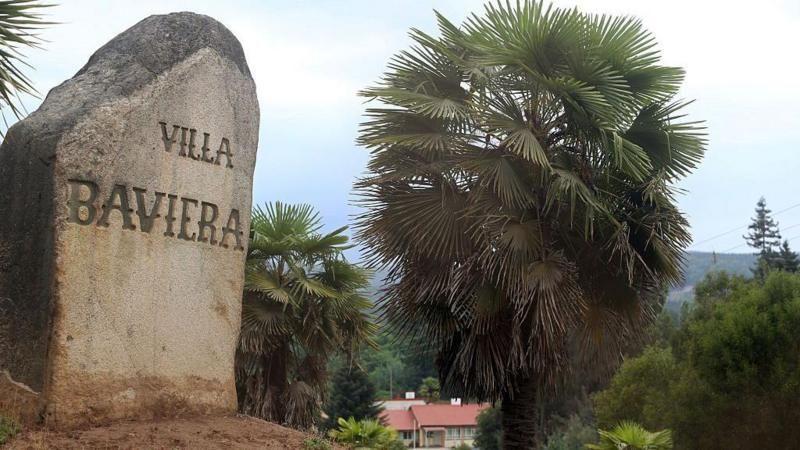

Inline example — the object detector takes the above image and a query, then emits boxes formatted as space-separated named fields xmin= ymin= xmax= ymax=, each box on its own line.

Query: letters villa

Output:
xmin=65 ymin=122 xmax=245 ymax=251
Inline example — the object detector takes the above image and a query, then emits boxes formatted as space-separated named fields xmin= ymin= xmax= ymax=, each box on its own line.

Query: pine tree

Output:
xmin=744 ymin=197 xmax=782 ymax=278
xmin=325 ymin=365 xmax=381 ymax=429
xmin=778 ymin=240 xmax=799 ymax=273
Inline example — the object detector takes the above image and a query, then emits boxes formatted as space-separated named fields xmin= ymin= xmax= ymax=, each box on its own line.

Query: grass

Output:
xmin=303 ymin=436 xmax=333 ymax=450
xmin=0 ymin=415 xmax=20 ymax=444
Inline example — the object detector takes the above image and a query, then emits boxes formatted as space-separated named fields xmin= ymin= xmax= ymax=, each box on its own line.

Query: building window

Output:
xmin=447 ymin=427 xmax=461 ymax=439
xmin=401 ymin=431 xmax=413 ymax=440
xmin=463 ymin=426 xmax=475 ymax=437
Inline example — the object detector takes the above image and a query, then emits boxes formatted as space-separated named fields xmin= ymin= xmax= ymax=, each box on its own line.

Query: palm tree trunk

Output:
xmin=501 ymin=373 xmax=541 ymax=449
xmin=260 ymin=344 xmax=289 ymax=422
xmin=238 ymin=343 xmax=289 ymax=423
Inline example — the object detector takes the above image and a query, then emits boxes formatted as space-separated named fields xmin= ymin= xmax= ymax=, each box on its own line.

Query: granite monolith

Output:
xmin=0 ymin=11 xmax=259 ymax=427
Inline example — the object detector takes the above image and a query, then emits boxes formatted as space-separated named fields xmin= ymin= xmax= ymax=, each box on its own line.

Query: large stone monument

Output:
xmin=0 ymin=12 xmax=259 ymax=427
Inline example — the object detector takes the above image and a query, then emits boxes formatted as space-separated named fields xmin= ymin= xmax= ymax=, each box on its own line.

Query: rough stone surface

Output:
xmin=0 ymin=12 xmax=259 ymax=428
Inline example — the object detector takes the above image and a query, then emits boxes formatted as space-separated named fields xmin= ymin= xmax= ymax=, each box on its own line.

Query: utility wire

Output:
xmin=721 ymin=224 xmax=800 ymax=253
xmin=691 ymin=202 xmax=800 ymax=249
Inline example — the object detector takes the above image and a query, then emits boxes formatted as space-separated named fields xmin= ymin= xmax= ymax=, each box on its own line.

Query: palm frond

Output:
xmin=0 ymin=0 xmax=52 ymax=119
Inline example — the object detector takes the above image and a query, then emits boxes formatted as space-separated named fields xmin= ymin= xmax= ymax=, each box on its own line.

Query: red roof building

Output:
xmin=380 ymin=402 xmax=489 ymax=448
xmin=382 ymin=409 xmax=416 ymax=431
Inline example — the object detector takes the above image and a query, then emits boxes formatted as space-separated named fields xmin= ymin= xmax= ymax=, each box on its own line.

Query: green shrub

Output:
xmin=451 ymin=443 xmax=471 ymax=450
xmin=384 ymin=440 xmax=408 ymax=450
xmin=594 ymin=272 xmax=800 ymax=448
xmin=473 ymin=407 xmax=501 ymax=450
xmin=303 ymin=436 xmax=332 ymax=450
xmin=586 ymin=421 xmax=672 ymax=450
xmin=328 ymin=417 xmax=404 ymax=449
xmin=0 ymin=416 xmax=20 ymax=445
xmin=543 ymin=414 xmax=597 ymax=450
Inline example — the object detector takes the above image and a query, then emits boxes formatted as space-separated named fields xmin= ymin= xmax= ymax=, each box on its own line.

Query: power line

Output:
xmin=691 ymin=225 xmax=747 ymax=248
xmin=784 ymin=233 xmax=800 ymax=243
xmin=691 ymin=202 xmax=800 ymax=249
xmin=773 ymin=202 xmax=800 ymax=216
xmin=721 ymin=226 xmax=800 ymax=253
xmin=722 ymin=242 xmax=747 ymax=253
xmin=782 ymin=223 xmax=800 ymax=233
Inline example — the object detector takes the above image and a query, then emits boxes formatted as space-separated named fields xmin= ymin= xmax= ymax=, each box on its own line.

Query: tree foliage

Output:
xmin=236 ymin=202 xmax=376 ymax=430
xmin=355 ymin=1 xmax=705 ymax=447
xmin=594 ymin=271 xmax=800 ymax=448
xmin=542 ymin=413 xmax=597 ymax=450
xmin=592 ymin=347 xmax=695 ymax=433
xmin=743 ymin=197 xmax=781 ymax=255
xmin=743 ymin=197 xmax=784 ymax=278
xmin=325 ymin=365 xmax=381 ymax=429
xmin=777 ymin=240 xmax=799 ymax=273
xmin=418 ymin=376 xmax=440 ymax=403
xmin=360 ymin=330 xmax=437 ymax=399
xmin=474 ymin=406 xmax=503 ymax=450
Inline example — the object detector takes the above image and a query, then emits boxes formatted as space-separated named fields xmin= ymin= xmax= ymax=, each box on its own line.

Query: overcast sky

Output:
xmin=14 ymin=0 xmax=800 ymax=256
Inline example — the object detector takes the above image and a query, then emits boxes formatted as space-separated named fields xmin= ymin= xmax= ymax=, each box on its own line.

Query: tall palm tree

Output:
xmin=236 ymin=202 xmax=376 ymax=430
xmin=0 ymin=0 xmax=52 ymax=119
xmin=587 ymin=421 xmax=673 ymax=450
xmin=355 ymin=2 xmax=705 ymax=447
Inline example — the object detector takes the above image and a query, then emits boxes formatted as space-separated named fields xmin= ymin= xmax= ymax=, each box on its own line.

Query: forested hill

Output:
xmin=667 ymin=251 xmax=756 ymax=304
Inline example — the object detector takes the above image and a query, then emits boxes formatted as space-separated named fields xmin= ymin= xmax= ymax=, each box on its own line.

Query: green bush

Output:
xmin=384 ymin=440 xmax=408 ymax=450
xmin=328 ymin=417 xmax=404 ymax=449
xmin=324 ymin=365 xmax=380 ymax=430
xmin=473 ymin=407 xmax=501 ymax=450
xmin=586 ymin=421 xmax=672 ymax=450
xmin=303 ymin=437 xmax=332 ymax=450
xmin=542 ymin=414 xmax=597 ymax=450
xmin=593 ymin=347 xmax=683 ymax=431
xmin=594 ymin=272 xmax=800 ymax=448
xmin=451 ymin=443 xmax=471 ymax=450
xmin=0 ymin=416 xmax=20 ymax=445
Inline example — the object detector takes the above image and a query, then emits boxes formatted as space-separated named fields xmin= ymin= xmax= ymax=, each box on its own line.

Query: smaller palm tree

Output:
xmin=328 ymin=417 xmax=401 ymax=449
xmin=236 ymin=202 xmax=376 ymax=429
xmin=587 ymin=421 xmax=672 ymax=450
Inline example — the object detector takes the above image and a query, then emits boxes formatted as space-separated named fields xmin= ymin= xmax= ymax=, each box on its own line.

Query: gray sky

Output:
xmin=14 ymin=0 xmax=800 ymax=255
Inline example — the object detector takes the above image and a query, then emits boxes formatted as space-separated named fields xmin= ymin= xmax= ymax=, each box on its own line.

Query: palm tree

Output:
xmin=328 ymin=417 xmax=402 ymax=449
xmin=587 ymin=421 xmax=673 ymax=450
xmin=236 ymin=202 xmax=376 ymax=430
xmin=0 ymin=1 xmax=52 ymax=119
xmin=355 ymin=2 xmax=705 ymax=447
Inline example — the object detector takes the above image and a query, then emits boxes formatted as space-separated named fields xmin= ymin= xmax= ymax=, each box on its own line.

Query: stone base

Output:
xmin=42 ymin=373 xmax=235 ymax=428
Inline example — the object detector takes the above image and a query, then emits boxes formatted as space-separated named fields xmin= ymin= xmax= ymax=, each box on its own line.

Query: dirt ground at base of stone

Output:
xmin=3 ymin=415 xmax=344 ymax=449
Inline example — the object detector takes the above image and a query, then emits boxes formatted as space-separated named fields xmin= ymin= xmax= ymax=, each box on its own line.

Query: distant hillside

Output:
xmin=681 ymin=251 xmax=755 ymax=286
xmin=667 ymin=251 xmax=756 ymax=305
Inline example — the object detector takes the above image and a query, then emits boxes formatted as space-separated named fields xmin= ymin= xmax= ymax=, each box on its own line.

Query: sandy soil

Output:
xmin=4 ymin=415 xmax=342 ymax=449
